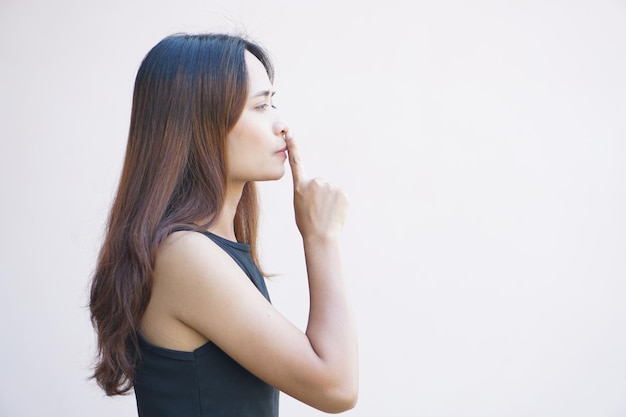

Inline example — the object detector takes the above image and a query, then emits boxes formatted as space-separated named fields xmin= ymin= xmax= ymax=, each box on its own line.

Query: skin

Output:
xmin=140 ymin=51 xmax=358 ymax=413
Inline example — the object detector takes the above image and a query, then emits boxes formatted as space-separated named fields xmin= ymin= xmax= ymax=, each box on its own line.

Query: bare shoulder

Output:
xmin=150 ymin=229 xmax=273 ymax=345
xmin=157 ymin=230 xmax=216 ymax=262
xmin=154 ymin=230 xmax=233 ymax=282
xmin=152 ymin=230 xmax=259 ymax=312
xmin=151 ymin=230 xmax=257 ymax=317
xmin=143 ymin=230 xmax=247 ymax=351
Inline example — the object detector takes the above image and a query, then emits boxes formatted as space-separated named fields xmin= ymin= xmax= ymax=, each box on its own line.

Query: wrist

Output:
xmin=302 ymin=232 xmax=342 ymax=248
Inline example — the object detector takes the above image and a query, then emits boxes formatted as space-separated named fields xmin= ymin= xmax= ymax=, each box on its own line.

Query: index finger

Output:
xmin=285 ymin=133 xmax=306 ymax=184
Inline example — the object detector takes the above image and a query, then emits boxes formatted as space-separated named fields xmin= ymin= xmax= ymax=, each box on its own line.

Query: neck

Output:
xmin=207 ymin=181 xmax=245 ymax=241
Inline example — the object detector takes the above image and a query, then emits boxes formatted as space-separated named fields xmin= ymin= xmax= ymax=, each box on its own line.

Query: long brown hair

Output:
xmin=89 ymin=33 xmax=274 ymax=396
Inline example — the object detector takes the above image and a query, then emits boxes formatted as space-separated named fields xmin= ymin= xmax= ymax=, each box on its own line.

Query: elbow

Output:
xmin=334 ymin=387 xmax=359 ymax=413
xmin=292 ymin=356 xmax=359 ymax=413
xmin=318 ymin=380 xmax=359 ymax=413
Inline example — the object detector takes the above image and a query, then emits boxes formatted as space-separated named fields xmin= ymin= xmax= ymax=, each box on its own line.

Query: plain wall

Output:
xmin=1 ymin=0 xmax=625 ymax=416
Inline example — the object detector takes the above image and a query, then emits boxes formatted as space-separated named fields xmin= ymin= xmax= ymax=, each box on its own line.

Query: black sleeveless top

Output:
xmin=134 ymin=232 xmax=279 ymax=417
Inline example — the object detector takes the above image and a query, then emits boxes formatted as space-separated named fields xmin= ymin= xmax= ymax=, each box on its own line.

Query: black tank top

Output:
xmin=134 ymin=232 xmax=279 ymax=417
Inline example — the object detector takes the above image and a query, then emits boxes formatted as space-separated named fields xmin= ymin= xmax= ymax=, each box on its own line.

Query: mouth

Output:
xmin=275 ymin=146 xmax=288 ymax=159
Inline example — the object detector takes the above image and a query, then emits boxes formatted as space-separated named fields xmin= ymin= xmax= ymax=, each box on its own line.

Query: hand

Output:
xmin=285 ymin=132 xmax=348 ymax=240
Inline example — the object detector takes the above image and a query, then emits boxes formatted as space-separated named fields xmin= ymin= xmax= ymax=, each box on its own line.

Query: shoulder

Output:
xmin=158 ymin=230 xmax=214 ymax=258
xmin=151 ymin=230 xmax=271 ymax=344
xmin=154 ymin=230 xmax=239 ymax=287
xmin=144 ymin=230 xmax=253 ymax=350
xmin=157 ymin=231 xmax=222 ymax=265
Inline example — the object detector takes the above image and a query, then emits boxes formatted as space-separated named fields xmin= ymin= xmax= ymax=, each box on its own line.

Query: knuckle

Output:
xmin=310 ymin=178 xmax=323 ymax=189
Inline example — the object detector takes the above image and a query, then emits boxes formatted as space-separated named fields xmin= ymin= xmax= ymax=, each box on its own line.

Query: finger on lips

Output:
xmin=285 ymin=134 xmax=306 ymax=183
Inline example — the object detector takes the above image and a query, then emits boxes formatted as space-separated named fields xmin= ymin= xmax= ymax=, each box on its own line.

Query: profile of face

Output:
xmin=226 ymin=51 xmax=289 ymax=184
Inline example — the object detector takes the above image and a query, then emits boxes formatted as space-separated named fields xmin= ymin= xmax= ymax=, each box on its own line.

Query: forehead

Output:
xmin=244 ymin=50 xmax=272 ymax=93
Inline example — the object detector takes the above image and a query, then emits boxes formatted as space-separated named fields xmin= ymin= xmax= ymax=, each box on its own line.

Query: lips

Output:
xmin=275 ymin=146 xmax=287 ymax=159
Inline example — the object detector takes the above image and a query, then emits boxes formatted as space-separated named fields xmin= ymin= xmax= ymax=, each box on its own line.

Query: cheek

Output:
xmin=231 ymin=118 xmax=259 ymax=144
xmin=227 ymin=112 xmax=273 ymax=159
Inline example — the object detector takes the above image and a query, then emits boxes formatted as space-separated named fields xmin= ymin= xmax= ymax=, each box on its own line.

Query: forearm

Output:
xmin=303 ymin=235 xmax=358 ymax=395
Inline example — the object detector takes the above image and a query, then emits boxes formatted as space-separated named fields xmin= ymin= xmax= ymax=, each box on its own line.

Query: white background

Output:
xmin=1 ymin=0 xmax=625 ymax=416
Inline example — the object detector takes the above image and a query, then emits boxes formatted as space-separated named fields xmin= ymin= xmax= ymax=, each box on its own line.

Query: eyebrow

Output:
xmin=251 ymin=90 xmax=276 ymax=98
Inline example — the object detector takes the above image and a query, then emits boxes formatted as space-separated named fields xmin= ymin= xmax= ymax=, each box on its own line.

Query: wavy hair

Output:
xmin=89 ymin=33 xmax=274 ymax=395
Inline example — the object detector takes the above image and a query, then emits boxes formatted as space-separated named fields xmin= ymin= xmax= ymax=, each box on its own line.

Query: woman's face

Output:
xmin=226 ymin=51 xmax=289 ymax=184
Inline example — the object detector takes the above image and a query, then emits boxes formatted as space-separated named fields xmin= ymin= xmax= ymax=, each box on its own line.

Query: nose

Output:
xmin=273 ymin=116 xmax=289 ymax=138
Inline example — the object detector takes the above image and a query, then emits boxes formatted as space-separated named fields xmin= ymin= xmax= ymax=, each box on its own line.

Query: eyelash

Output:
xmin=256 ymin=103 xmax=277 ymax=111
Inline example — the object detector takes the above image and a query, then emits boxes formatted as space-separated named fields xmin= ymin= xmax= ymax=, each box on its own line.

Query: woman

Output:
xmin=89 ymin=33 xmax=358 ymax=416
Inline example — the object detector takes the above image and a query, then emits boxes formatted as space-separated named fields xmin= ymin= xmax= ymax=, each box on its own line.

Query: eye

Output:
xmin=256 ymin=103 xmax=277 ymax=111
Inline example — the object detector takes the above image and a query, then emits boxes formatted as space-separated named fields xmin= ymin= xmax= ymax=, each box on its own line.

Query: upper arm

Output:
xmin=151 ymin=231 xmax=349 ymax=412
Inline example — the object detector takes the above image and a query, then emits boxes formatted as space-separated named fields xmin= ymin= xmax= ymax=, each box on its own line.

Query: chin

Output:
xmin=267 ymin=170 xmax=286 ymax=181
xmin=252 ymin=168 xmax=285 ymax=182
xmin=270 ymin=167 xmax=287 ymax=181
